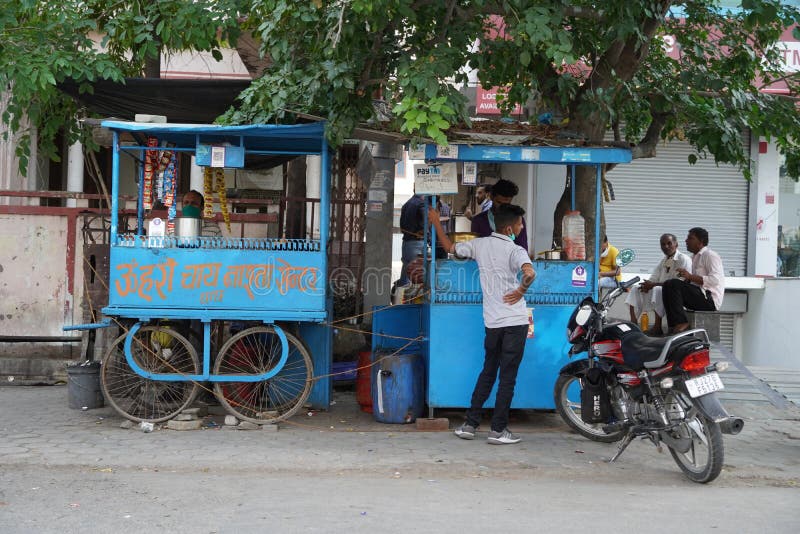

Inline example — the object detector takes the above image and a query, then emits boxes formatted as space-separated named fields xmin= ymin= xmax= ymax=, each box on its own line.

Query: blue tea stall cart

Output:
xmin=372 ymin=143 xmax=632 ymax=416
xmin=66 ymin=121 xmax=333 ymax=424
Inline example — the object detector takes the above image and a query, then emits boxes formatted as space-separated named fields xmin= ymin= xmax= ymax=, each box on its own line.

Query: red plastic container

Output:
xmin=356 ymin=350 xmax=372 ymax=413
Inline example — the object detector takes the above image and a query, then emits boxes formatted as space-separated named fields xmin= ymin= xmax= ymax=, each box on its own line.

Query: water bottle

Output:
xmin=639 ymin=312 xmax=649 ymax=331
xmin=562 ymin=210 xmax=586 ymax=260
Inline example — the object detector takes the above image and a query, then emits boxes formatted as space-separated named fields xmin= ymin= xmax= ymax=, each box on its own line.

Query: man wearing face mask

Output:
xmin=463 ymin=183 xmax=493 ymax=220
xmin=429 ymin=203 xmax=536 ymax=445
xmin=597 ymin=235 xmax=622 ymax=288
xmin=179 ymin=190 xmax=222 ymax=237
xmin=626 ymin=233 xmax=692 ymax=336
xmin=470 ymin=179 xmax=528 ymax=251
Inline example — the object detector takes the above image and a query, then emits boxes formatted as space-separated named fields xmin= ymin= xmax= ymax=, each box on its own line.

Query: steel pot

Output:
xmin=540 ymin=249 xmax=561 ymax=260
xmin=174 ymin=217 xmax=201 ymax=238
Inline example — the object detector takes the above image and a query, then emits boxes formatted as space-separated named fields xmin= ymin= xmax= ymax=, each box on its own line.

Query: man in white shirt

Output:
xmin=662 ymin=227 xmax=725 ymax=334
xmin=429 ymin=203 xmax=535 ymax=445
xmin=626 ymin=233 xmax=692 ymax=336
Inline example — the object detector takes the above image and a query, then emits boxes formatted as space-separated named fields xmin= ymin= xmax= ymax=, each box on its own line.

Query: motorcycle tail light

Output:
xmin=679 ymin=349 xmax=711 ymax=375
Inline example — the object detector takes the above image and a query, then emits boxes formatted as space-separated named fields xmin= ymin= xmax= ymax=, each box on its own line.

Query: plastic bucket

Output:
xmin=372 ymin=353 xmax=425 ymax=424
xmin=66 ymin=362 xmax=104 ymax=409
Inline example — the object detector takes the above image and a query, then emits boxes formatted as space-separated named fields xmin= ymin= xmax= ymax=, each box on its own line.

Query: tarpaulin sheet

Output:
xmin=58 ymin=78 xmax=251 ymax=123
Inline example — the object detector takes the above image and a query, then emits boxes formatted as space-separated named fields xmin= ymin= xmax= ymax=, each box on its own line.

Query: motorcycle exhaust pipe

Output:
xmin=719 ymin=417 xmax=744 ymax=435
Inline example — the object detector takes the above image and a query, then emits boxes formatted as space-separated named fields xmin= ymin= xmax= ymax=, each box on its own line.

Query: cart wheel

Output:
xmin=213 ymin=326 xmax=313 ymax=424
xmin=101 ymin=325 xmax=200 ymax=423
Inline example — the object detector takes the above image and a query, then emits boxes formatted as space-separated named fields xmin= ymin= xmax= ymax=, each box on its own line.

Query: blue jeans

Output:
xmin=464 ymin=324 xmax=528 ymax=432
xmin=399 ymin=239 xmax=425 ymax=286
xmin=598 ymin=277 xmax=618 ymax=288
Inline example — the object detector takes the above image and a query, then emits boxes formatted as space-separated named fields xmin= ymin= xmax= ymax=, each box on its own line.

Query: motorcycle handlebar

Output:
xmin=620 ymin=276 xmax=641 ymax=289
xmin=599 ymin=276 xmax=641 ymax=308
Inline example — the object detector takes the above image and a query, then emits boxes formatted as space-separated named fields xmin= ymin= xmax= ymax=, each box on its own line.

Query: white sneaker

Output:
xmin=454 ymin=423 xmax=476 ymax=440
xmin=487 ymin=429 xmax=521 ymax=445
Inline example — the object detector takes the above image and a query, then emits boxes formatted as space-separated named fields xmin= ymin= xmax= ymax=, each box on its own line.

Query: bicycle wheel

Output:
xmin=101 ymin=325 xmax=200 ymax=423
xmin=213 ymin=326 xmax=313 ymax=424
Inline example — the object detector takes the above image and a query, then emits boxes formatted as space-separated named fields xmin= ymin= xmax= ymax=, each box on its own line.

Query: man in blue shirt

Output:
xmin=398 ymin=194 xmax=428 ymax=286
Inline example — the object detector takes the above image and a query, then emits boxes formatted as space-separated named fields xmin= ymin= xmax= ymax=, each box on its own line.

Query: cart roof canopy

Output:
xmin=101 ymin=120 xmax=328 ymax=155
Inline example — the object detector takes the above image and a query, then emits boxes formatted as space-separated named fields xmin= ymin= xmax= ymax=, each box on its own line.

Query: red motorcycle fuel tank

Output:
xmin=591 ymin=321 xmax=641 ymax=364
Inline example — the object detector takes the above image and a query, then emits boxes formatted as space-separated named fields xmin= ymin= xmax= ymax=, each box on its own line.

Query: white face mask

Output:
xmin=600 ymin=247 xmax=609 ymax=258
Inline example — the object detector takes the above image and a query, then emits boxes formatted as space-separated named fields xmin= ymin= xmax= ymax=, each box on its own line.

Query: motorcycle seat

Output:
xmin=620 ymin=332 xmax=696 ymax=370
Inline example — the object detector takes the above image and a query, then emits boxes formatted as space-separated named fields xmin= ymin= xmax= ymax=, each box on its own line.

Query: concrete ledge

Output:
xmin=621 ymin=273 xmax=765 ymax=290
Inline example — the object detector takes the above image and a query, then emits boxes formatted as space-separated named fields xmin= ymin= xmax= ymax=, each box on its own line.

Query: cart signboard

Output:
xmin=413 ymin=163 xmax=458 ymax=195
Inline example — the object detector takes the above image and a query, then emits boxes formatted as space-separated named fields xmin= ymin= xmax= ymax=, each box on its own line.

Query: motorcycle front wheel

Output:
xmin=554 ymin=374 xmax=625 ymax=443
xmin=666 ymin=393 xmax=725 ymax=483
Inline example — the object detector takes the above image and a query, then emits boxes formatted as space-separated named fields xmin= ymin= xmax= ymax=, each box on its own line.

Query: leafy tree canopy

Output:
xmin=1 ymin=0 xmax=242 ymax=169
xmin=228 ymin=0 xmax=800 ymax=251
xmin=231 ymin=0 xmax=800 ymax=179
xmin=4 ymin=0 xmax=800 ymax=178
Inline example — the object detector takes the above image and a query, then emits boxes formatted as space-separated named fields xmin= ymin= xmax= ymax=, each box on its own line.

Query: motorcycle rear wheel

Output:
xmin=666 ymin=395 xmax=724 ymax=483
xmin=554 ymin=374 xmax=625 ymax=443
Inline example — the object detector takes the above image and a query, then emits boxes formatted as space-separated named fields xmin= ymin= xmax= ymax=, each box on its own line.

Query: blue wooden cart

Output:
xmin=67 ymin=121 xmax=333 ymax=423
xmin=371 ymin=143 xmax=632 ymax=416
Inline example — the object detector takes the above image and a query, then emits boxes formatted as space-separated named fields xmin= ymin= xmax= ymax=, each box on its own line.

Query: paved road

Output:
xmin=1 ymin=386 xmax=799 ymax=533
xmin=2 ymin=465 xmax=798 ymax=533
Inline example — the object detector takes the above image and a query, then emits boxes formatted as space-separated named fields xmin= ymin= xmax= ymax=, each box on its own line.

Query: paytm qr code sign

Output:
xmin=414 ymin=163 xmax=459 ymax=195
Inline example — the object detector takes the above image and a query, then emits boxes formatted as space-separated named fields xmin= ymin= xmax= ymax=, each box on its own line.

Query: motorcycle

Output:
xmin=554 ymin=277 xmax=744 ymax=483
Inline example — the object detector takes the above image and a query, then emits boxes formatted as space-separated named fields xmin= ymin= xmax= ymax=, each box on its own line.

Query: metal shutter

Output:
xmin=603 ymin=133 xmax=750 ymax=276
xmin=719 ymin=314 xmax=735 ymax=353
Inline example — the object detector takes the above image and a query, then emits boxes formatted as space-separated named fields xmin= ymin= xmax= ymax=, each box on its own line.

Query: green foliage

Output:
xmin=5 ymin=0 xmax=800 ymax=181
xmin=1 ymin=1 xmax=243 ymax=173
xmin=226 ymin=0 xmax=800 ymax=179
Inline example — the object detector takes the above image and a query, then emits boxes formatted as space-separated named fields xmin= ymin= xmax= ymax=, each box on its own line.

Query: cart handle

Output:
xmin=63 ymin=318 xmax=112 ymax=331
xmin=123 ymin=321 xmax=290 ymax=382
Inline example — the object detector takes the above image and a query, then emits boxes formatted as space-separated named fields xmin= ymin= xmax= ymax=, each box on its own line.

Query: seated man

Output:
xmin=470 ymin=179 xmax=528 ymax=251
xmin=662 ymin=227 xmax=725 ymax=334
xmin=626 ymin=233 xmax=692 ymax=335
xmin=597 ymin=235 xmax=622 ymax=288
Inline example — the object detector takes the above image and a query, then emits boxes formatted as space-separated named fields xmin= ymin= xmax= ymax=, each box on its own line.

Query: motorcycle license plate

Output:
xmin=685 ymin=372 xmax=724 ymax=398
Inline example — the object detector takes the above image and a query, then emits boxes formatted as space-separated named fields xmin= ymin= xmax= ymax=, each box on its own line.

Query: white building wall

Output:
xmin=740 ymin=279 xmax=800 ymax=368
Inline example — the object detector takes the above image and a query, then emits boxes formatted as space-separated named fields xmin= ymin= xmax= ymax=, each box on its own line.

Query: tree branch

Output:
xmin=631 ymin=111 xmax=671 ymax=159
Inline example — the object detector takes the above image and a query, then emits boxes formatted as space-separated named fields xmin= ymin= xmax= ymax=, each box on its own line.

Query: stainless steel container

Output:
xmin=539 ymin=249 xmax=561 ymax=260
xmin=454 ymin=215 xmax=471 ymax=233
xmin=174 ymin=217 xmax=201 ymax=238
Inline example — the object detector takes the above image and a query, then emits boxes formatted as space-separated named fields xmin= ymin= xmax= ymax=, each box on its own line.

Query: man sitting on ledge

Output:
xmin=662 ymin=227 xmax=725 ymax=335
xmin=627 ymin=233 xmax=692 ymax=336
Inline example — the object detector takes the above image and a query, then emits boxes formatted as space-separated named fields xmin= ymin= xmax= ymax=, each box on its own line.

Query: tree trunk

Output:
xmin=553 ymin=165 xmax=604 ymax=261
xmin=234 ymin=31 xmax=272 ymax=77
xmin=144 ymin=54 xmax=161 ymax=78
